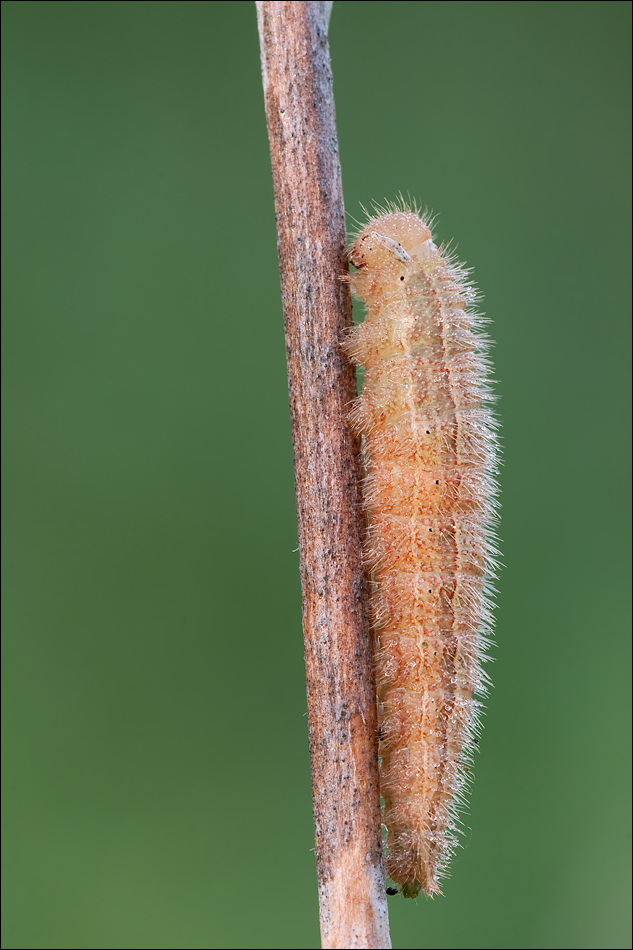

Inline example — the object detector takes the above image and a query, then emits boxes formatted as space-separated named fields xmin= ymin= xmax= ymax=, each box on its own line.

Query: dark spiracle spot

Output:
xmin=386 ymin=886 xmax=399 ymax=896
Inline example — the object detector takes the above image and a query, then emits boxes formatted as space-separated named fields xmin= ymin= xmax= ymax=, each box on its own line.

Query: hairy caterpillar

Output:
xmin=343 ymin=203 xmax=499 ymax=898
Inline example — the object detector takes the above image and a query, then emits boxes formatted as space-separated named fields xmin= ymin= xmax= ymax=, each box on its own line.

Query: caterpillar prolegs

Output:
xmin=343 ymin=205 xmax=499 ymax=897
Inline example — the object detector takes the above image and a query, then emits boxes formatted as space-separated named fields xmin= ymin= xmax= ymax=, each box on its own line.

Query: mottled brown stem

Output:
xmin=256 ymin=3 xmax=390 ymax=947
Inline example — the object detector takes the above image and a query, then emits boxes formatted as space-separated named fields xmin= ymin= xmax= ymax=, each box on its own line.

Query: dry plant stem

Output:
xmin=257 ymin=3 xmax=391 ymax=948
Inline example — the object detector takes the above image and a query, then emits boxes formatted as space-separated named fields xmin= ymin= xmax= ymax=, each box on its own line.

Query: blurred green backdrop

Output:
xmin=2 ymin=2 xmax=630 ymax=948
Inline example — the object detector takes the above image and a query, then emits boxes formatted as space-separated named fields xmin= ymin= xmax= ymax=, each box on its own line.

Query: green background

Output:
xmin=2 ymin=2 xmax=631 ymax=948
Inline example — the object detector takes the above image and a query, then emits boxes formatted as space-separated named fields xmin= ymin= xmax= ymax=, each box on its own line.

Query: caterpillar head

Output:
xmin=350 ymin=211 xmax=432 ymax=271
xmin=348 ymin=211 xmax=434 ymax=304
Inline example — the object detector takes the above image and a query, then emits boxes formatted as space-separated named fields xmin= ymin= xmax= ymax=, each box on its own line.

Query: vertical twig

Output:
xmin=256 ymin=3 xmax=391 ymax=948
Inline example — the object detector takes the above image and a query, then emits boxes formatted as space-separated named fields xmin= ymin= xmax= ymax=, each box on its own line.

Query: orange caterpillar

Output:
xmin=343 ymin=204 xmax=499 ymax=897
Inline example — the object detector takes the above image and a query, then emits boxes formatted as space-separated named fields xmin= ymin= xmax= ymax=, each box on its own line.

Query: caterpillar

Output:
xmin=343 ymin=203 xmax=499 ymax=898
